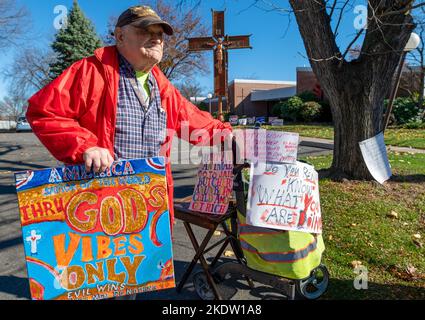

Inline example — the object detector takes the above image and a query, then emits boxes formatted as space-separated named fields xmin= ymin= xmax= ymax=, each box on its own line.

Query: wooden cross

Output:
xmin=187 ymin=10 xmax=251 ymax=116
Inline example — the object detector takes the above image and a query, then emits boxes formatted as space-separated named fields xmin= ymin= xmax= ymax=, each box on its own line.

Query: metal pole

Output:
xmin=383 ymin=51 xmax=407 ymax=133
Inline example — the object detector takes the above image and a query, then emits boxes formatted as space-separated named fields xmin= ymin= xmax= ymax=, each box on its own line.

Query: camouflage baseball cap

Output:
xmin=115 ymin=5 xmax=174 ymax=35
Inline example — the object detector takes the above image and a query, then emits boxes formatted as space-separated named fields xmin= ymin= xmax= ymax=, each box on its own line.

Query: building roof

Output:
xmin=230 ymin=79 xmax=297 ymax=86
xmin=296 ymin=67 xmax=313 ymax=72
xmin=251 ymin=86 xmax=297 ymax=101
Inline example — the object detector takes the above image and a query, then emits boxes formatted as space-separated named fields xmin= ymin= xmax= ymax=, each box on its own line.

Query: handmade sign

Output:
xmin=189 ymin=152 xmax=233 ymax=215
xmin=359 ymin=132 xmax=392 ymax=184
xmin=238 ymin=118 xmax=248 ymax=126
xmin=229 ymin=115 xmax=239 ymax=125
xmin=268 ymin=117 xmax=278 ymax=124
xmin=246 ymin=161 xmax=322 ymax=234
xmin=15 ymin=157 xmax=174 ymax=300
xmin=270 ymin=119 xmax=284 ymax=126
xmin=246 ymin=117 xmax=256 ymax=125
xmin=235 ymin=129 xmax=299 ymax=163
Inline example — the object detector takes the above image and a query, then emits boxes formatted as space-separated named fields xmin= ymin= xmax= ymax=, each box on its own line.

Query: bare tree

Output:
xmin=286 ymin=0 xmax=421 ymax=180
xmin=175 ymin=81 xmax=205 ymax=100
xmin=3 ymin=47 xmax=54 ymax=97
xmin=0 ymin=0 xmax=30 ymax=50
xmin=105 ymin=0 xmax=209 ymax=82
xmin=0 ymin=93 xmax=26 ymax=121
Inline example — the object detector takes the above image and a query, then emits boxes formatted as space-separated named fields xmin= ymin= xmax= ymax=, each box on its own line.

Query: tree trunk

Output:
xmin=289 ymin=0 xmax=415 ymax=180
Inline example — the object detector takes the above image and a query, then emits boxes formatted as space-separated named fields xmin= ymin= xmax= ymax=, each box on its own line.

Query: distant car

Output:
xmin=16 ymin=117 xmax=32 ymax=132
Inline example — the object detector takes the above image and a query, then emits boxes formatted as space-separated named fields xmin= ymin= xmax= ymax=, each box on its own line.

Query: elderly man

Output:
xmin=27 ymin=5 xmax=232 ymax=230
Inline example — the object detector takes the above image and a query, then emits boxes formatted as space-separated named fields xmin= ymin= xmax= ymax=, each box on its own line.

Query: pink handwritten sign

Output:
xmin=189 ymin=153 xmax=234 ymax=215
xmin=246 ymin=161 xmax=322 ymax=234
xmin=235 ymin=129 xmax=299 ymax=164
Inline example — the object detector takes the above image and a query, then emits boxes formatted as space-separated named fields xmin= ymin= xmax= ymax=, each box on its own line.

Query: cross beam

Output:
xmin=187 ymin=10 xmax=251 ymax=116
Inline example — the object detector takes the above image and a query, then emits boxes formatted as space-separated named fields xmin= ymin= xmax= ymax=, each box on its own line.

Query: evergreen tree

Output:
xmin=49 ymin=0 xmax=103 ymax=79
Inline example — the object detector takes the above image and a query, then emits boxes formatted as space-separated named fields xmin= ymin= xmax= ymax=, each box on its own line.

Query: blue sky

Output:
xmin=0 ymin=0 xmax=367 ymax=99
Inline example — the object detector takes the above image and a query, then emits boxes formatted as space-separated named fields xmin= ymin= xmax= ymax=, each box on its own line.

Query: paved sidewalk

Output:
xmin=299 ymin=136 xmax=425 ymax=154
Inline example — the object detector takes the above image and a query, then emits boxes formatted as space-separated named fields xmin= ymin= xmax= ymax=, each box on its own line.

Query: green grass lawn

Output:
xmin=298 ymin=152 xmax=425 ymax=299
xmin=255 ymin=124 xmax=425 ymax=149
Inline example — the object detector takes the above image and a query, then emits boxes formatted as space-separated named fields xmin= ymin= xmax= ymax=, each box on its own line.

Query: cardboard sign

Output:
xmin=235 ymin=129 xmax=299 ymax=163
xmin=246 ymin=161 xmax=322 ymax=234
xmin=15 ymin=157 xmax=174 ymax=300
xmin=238 ymin=118 xmax=248 ymax=126
xmin=229 ymin=115 xmax=239 ymax=125
xmin=268 ymin=117 xmax=278 ymax=124
xmin=189 ymin=152 xmax=233 ymax=215
xmin=359 ymin=132 xmax=392 ymax=184
xmin=246 ymin=117 xmax=256 ymax=125
xmin=270 ymin=119 xmax=284 ymax=126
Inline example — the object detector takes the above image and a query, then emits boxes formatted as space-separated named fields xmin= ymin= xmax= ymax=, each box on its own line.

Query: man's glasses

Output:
xmin=129 ymin=25 xmax=164 ymax=40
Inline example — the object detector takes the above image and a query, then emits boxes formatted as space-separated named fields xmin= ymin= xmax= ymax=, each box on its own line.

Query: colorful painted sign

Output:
xmin=189 ymin=152 xmax=233 ymax=215
xmin=235 ymin=129 xmax=299 ymax=163
xmin=255 ymin=117 xmax=266 ymax=124
xmin=15 ymin=157 xmax=174 ymax=300
xmin=246 ymin=161 xmax=322 ymax=234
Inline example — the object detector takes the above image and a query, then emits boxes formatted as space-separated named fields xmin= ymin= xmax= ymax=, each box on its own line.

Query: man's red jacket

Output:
xmin=26 ymin=46 xmax=232 ymax=227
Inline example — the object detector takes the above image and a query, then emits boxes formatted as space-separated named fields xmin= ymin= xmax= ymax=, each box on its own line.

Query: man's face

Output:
xmin=116 ymin=24 xmax=164 ymax=69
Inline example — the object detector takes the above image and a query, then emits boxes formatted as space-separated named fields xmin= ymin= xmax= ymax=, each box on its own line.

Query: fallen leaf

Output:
xmin=224 ymin=250 xmax=234 ymax=257
xmin=351 ymin=223 xmax=357 ymax=227
xmin=328 ymin=235 xmax=333 ymax=241
xmin=213 ymin=231 xmax=221 ymax=236
xmin=351 ymin=260 xmax=362 ymax=268
xmin=406 ymin=264 xmax=417 ymax=277
xmin=403 ymin=222 xmax=409 ymax=226
xmin=387 ymin=211 xmax=399 ymax=219
xmin=413 ymin=234 xmax=422 ymax=240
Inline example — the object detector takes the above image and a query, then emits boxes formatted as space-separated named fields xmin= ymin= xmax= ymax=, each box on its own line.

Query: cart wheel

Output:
xmin=193 ymin=271 xmax=215 ymax=300
xmin=295 ymin=264 xmax=329 ymax=300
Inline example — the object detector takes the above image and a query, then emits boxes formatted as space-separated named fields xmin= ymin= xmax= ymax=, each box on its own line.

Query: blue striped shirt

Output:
xmin=114 ymin=54 xmax=167 ymax=160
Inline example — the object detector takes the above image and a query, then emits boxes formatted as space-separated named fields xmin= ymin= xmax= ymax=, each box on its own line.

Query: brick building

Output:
xmin=227 ymin=79 xmax=296 ymax=117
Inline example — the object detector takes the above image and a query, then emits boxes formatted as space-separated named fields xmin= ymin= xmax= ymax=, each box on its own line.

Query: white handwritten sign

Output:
xmin=270 ymin=119 xmax=284 ymax=126
xmin=359 ymin=132 xmax=392 ymax=184
xmin=235 ymin=129 xmax=299 ymax=163
xmin=229 ymin=115 xmax=239 ymax=125
xmin=246 ymin=161 xmax=322 ymax=234
xmin=189 ymin=152 xmax=234 ymax=215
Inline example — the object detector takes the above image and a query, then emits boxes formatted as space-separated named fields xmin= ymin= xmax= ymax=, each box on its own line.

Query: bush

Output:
xmin=385 ymin=97 xmax=423 ymax=125
xmin=281 ymin=96 xmax=304 ymax=122
xmin=403 ymin=119 xmax=425 ymax=129
xmin=300 ymin=101 xmax=321 ymax=122
xmin=272 ymin=103 xmax=282 ymax=117
xmin=198 ymin=101 xmax=209 ymax=112
xmin=298 ymin=91 xmax=319 ymax=102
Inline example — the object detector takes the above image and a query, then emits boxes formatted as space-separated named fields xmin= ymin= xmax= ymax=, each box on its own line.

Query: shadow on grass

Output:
xmin=390 ymin=174 xmax=425 ymax=183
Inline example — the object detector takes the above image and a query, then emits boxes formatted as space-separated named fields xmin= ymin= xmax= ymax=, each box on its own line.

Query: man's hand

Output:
xmin=83 ymin=147 xmax=114 ymax=173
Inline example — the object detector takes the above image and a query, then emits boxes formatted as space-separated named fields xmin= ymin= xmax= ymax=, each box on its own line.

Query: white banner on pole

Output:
xmin=359 ymin=132 xmax=392 ymax=184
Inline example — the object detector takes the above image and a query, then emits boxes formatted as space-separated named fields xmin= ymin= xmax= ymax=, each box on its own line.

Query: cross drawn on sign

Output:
xmin=187 ymin=10 xmax=251 ymax=115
